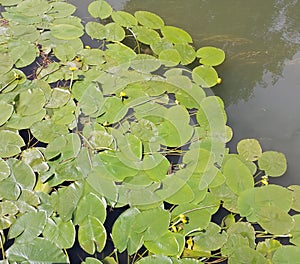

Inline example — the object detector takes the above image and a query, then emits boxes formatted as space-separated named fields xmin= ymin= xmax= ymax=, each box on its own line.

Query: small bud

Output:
xmin=171 ymin=225 xmax=177 ymax=233
xmin=85 ymin=45 xmax=91 ymax=49
xmin=217 ymin=77 xmax=222 ymax=84
xmin=69 ymin=67 xmax=77 ymax=71
xmin=120 ymin=91 xmax=126 ymax=97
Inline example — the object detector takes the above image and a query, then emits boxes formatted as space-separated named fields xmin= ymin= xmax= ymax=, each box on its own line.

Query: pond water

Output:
xmin=71 ymin=0 xmax=300 ymax=186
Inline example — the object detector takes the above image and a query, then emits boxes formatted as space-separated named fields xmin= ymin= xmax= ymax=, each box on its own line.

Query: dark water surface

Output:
xmin=71 ymin=0 xmax=300 ymax=186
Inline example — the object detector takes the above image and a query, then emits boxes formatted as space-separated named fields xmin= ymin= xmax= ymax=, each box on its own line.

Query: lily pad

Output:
xmin=0 ymin=130 xmax=25 ymax=158
xmin=237 ymin=138 xmax=262 ymax=161
xmin=0 ymin=101 xmax=14 ymax=126
xmin=161 ymin=26 xmax=192 ymax=44
xmin=192 ymin=65 xmax=218 ymax=88
xmin=88 ymin=0 xmax=112 ymax=19
xmin=196 ymin=46 xmax=225 ymax=66
xmin=112 ymin=11 xmax=137 ymax=27
xmin=51 ymin=23 xmax=84 ymax=40
xmin=258 ymin=151 xmax=287 ymax=177
xmin=134 ymin=11 xmax=164 ymax=29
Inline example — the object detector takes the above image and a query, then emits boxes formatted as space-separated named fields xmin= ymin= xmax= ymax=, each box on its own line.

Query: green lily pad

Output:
xmin=112 ymin=11 xmax=137 ymax=27
xmin=15 ymin=0 xmax=50 ymax=17
xmin=258 ymin=151 xmax=287 ymax=177
xmin=0 ymin=101 xmax=14 ymax=126
xmin=192 ymin=65 xmax=218 ymax=88
xmin=272 ymin=246 xmax=300 ymax=264
xmin=174 ymin=44 xmax=196 ymax=65
xmin=78 ymin=215 xmax=107 ymax=255
xmin=159 ymin=49 xmax=181 ymax=67
xmin=0 ymin=53 xmax=13 ymax=75
xmin=88 ymin=0 xmax=112 ymax=19
xmin=0 ymin=130 xmax=25 ymax=158
xmin=134 ymin=11 xmax=164 ymax=29
xmin=237 ymin=138 xmax=262 ymax=161
xmin=0 ymin=158 xmax=10 ymax=181
xmin=161 ymin=26 xmax=192 ymax=44
xmin=51 ymin=23 xmax=84 ymax=40
xmin=49 ymin=2 xmax=77 ymax=18
xmin=132 ymin=26 xmax=161 ymax=45
xmin=196 ymin=46 xmax=225 ymax=66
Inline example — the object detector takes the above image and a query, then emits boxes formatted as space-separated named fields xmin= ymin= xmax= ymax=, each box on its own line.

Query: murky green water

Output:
xmin=72 ymin=0 xmax=300 ymax=185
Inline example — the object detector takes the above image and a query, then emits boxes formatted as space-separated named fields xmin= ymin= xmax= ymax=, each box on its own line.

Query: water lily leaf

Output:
xmin=223 ymin=156 xmax=254 ymax=195
xmin=52 ymin=182 xmax=83 ymax=222
xmin=238 ymin=185 xmax=293 ymax=222
xmin=272 ymin=246 xmax=300 ymax=263
xmin=131 ymin=54 xmax=161 ymax=73
xmin=144 ymin=231 xmax=184 ymax=256
xmin=49 ymin=2 xmax=77 ymax=18
xmin=291 ymin=215 xmax=300 ymax=246
xmin=135 ymin=255 xmax=172 ymax=264
xmin=104 ymin=22 xmax=125 ymax=42
xmin=0 ymin=0 xmax=21 ymax=6
xmin=0 ymin=53 xmax=13 ymax=74
xmin=8 ymin=211 xmax=46 ymax=243
xmin=165 ymin=182 xmax=194 ymax=204
xmin=194 ymin=222 xmax=228 ymax=251
xmin=21 ymin=148 xmax=49 ymax=173
xmin=30 ymin=119 xmax=69 ymax=143
xmin=15 ymin=0 xmax=50 ymax=17
xmin=132 ymin=26 xmax=161 ymax=45
xmin=192 ymin=65 xmax=218 ymax=88
xmin=8 ymin=40 xmax=38 ymax=68
xmin=289 ymin=185 xmax=300 ymax=212
xmin=88 ymin=0 xmax=112 ymax=19
xmin=105 ymin=43 xmax=137 ymax=64
xmin=0 ymin=200 xmax=18 ymax=230
xmin=0 ymin=101 xmax=13 ymax=126
xmin=228 ymin=246 xmax=267 ymax=264
xmin=0 ymin=130 xmax=25 ymax=158
xmin=16 ymin=88 xmax=46 ymax=116
xmin=112 ymin=207 xmax=143 ymax=254
xmin=8 ymin=24 xmax=39 ymax=42
xmin=151 ymin=38 xmax=173 ymax=55
xmin=96 ymin=97 xmax=128 ymax=124
xmin=227 ymin=222 xmax=256 ymax=249
xmin=0 ymin=158 xmax=10 ymax=181
xmin=237 ymin=138 xmax=262 ymax=161
xmin=257 ymin=239 xmax=282 ymax=260
xmin=161 ymin=26 xmax=192 ymax=44
xmin=196 ymin=46 xmax=225 ymax=66
xmin=82 ymin=257 xmax=104 ymax=264
xmin=79 ymin=48 xmax=105 ymax=66
xmin=43 ymin=217 xmax=75 ymax=249
xmin=78 ymin=215 xmax=107 ymax=255
xmin=112 ymin=11 xmax=137 ymax=27
xmin=51 ymin=23 xmax=84 ymax=40
xmin=133 ymin=208 xmax=170 ymax=241
xmin=257 ymin=206 xmax=294 ymax=235
xmin=258 ymin=151 xmax=287 ymax=177
xmin=53 ymin=44 xmax=76 ymax=61
xmin=174 ymin=44 xmax=196 ymax=65
xmin=6 ymin=110 xmax=46 ymax=130
xmin=159 ymin=49 xmax=181 ymax=67
xmin=134 ymin=11 xmax=164 ymax=29
xmin=74 ymin=193 xmax=106 ymax=225
xmin=6 ymin=237 xmax=68 ymax=263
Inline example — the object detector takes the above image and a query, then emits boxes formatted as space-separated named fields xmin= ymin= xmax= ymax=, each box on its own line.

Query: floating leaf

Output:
xmin=290 ymin=215 xmax=300 ymax=246
xmin=0 ymin=130 xmax=25 ymax=158
xmin=223 ymin=156 xmax=254 ymax=195
xmin=132 ymin=26 xmax=161 ymax=45
xmin=0 ymin=101 xmax=14 ymax=126
xmin=228 ymin=246 xmax=267 ymax=264
xmin=135 ymin=255 xmax=172 ymax=264
xmin=14 ymin=0 xmax=50 ymax=16
xmin=43 ymin=217 xmax=75 ymax=249
xmin=6 ymin=237 xmax=67 ymax=263
xmin=237 ymin=138 xmax=262 ymax=161
xmin=194 ymin=222 xmax=228 ymax=251
xmin=238 ymin=185 xmax=293 ymax=222
xmin=112 ymin=11 xmax=137 ymax=27
xmin=289 ymin=185 xmax=300 ymax=212
xmin=159 ymin=49 xmax=181 ymax=67
xmin=131 ymin=54 xmax=161 ymax=73
xmin=258 ymin=151 xmax=287 ymax=177
xmin=78 ymin=215 xmax=107 ymax=255
xmin=192 ymin=65 xmax=218 ymax=88
xmin=104 ymin=22 xmax=125 ymax=42
xmin=257 ymin=239 xmax=282 ymax=260
xmin=134 ymin=11 xmax=164 ymax=29
xmin=161 ymin=26 xmax=192 ymax=44
xmin=8 ymin=211 xmax=47 ymax=243
xmin=144 ymin=231 xmax=184 ymax=256
xmin=0 ymin=158 xmax=10 ymax=181
xmin=0 ymin=53 xmax=13 ymax=74
xmin=53 ymin=44 xmax=76 ymax=61
xmin=272 ymin=246 xmax=300 ymax=263
xmin=74 ymin=193 xmax=106 ymax=225
xmin=82 ymin=257 xmax=104 ymax=264
xmin=51 ymin=23 xmax=84 ymax=40
xmin=0 ymin=201 xmax=18 ymax=230
xmin=112 ymin=207 xmax=143 ymax=254
xmin=196 ymin=46 xmax=225 ymax=66
xmin=21 ymin=148 xmax=49 ymax=173
xmin=88 ymin=0 xmax=112 ymax=19
xmin=174 ymin=44 xmax=196 ymax=65
xmin=49 ymin=2 xmax=77 ymax=18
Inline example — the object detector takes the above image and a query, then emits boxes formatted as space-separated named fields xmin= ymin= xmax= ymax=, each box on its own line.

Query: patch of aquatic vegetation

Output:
xmin=0 ymin=0 xmax=299 ymax=263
